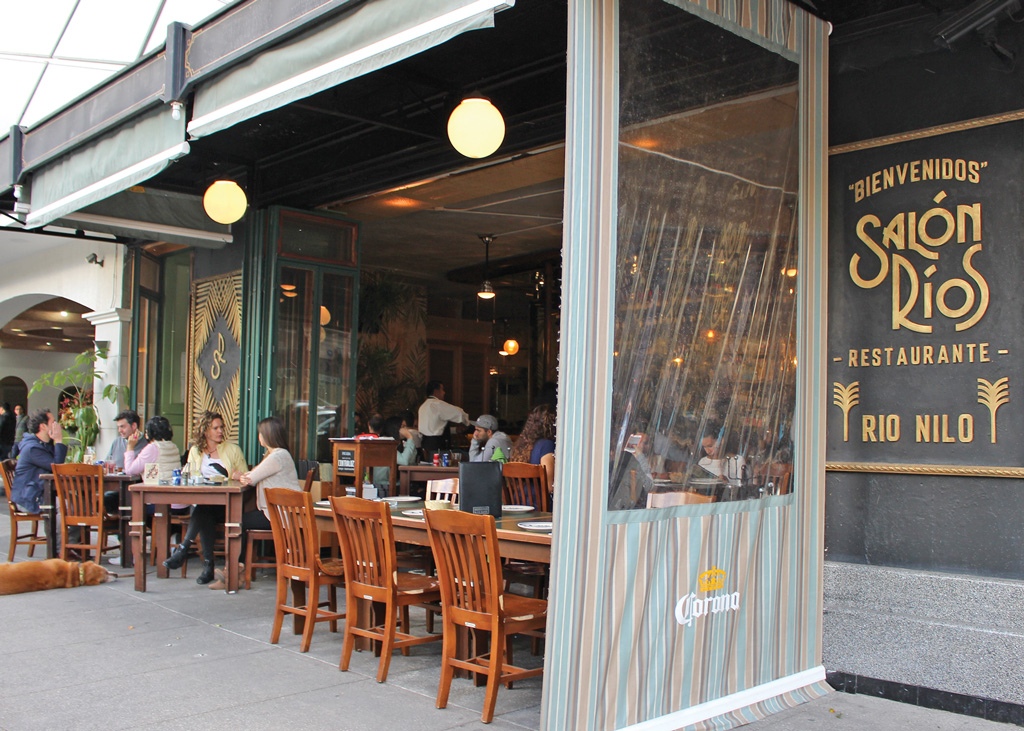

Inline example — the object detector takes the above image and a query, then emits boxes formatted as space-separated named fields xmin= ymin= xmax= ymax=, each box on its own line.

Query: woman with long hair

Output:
xmin=207 ymin=416 xmax=299 ymax=590
xmin=164 ymin=411 xmax=249 ymax=584
xmin=509 ymin=403 xmax=556 ymax=486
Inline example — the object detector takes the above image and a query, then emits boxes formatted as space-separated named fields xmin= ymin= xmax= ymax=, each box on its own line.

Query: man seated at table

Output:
xmin=106 ymin=410 xmax=148 ymax=471
xmin=418 ymin=380 xmax=469 ymax=454
xmin=469 ymin=414 xmax=512 ymax=463
xmin=11 ymin=409 xmax=73 ymax=549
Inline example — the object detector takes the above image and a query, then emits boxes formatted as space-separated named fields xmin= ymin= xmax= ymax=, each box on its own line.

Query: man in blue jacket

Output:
xmin=11 ymin=409 xmax=68 ymax=528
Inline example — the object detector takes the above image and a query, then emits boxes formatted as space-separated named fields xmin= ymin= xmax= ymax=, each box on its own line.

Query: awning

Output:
xmin=25 ymin=107 xmax=188 ymax=229
xmin=188 ymin=0 xmax=514 ymax=139
xmin=56 ymin=187 xmax=232 ymax=249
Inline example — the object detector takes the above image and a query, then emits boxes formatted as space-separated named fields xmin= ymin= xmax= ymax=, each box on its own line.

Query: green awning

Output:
xmin=26 ymin=107 xmax=187 ymax=229
xmin=188 ymin=0 xmax=513 ymax=139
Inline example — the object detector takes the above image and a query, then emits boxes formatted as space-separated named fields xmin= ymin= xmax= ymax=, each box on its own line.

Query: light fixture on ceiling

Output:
xmin=477 ymin=234 xmax=496 ymax=300
xmin=503 ymin=338 xmax=519 ymax=356
xmin=320 ymin=306 xmax=331 ymax=326
xmin=448 ymin=96 xmax=505 ymax=158
xmin=203 ymin=180 xmax=248 ymax=224
xmin=280 ymin=283 xmax=296 ymax=291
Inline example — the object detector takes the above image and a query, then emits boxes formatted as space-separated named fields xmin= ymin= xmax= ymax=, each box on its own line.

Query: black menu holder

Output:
xmin=458 ymin=461 xmax=503 ymax=518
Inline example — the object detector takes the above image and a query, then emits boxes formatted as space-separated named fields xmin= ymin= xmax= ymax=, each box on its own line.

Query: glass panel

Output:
xmin=140 ymin=254 xmax=161 ymax=292
xmin=275 ymin=267 xmax=314 ymax=458
xmin=608 ymin=0 xmax=799 ymax=511
xmin=315 ymin=271 xmax=355 ymax=461
xmin=135 ymin=296 xmax=159 ymax=418
xmin=279 ymin=210 xmax=357 ymax=266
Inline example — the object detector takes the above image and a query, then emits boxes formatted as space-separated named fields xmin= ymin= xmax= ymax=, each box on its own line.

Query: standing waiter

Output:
xmin=417 ymin=380 xmax=469 ymax=454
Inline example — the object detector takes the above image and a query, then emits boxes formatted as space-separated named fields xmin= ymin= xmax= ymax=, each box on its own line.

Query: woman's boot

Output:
xmin=163 ymin=540 xmax=192 ymax=570
xmin=196 ymin=560 xmax=216 ymax=585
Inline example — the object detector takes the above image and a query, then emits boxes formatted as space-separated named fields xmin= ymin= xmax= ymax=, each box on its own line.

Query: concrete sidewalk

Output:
xmin=0 ymin=507 xmax=1013 ymax=730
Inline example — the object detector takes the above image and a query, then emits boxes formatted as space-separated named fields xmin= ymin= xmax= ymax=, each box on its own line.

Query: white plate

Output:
xmin=315 ymin=500 xmax=331 ymax=506
xmin=689 ymin=477 xmax=724 ymax=485
xmin=401 ymin=509 xmax=424 ymax=517
xmin=502 ymin=505 xmax=535 ymax=513
xmin=518 ymin=521 xmax=553 ymax=532
xmin=383 ymin=496 xmax=421 ymax=503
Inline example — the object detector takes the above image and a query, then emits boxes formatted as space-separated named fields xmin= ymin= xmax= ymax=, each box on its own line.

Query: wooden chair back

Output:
xmin=1 ymin=458 xmax=18 ymax=508
xmin=330 ymin=496 xmax=395 ymax=598
xmin=646 ymin=490 xmax=715 ymax=508
xmin=52 ymin=463 xmax=106 ymax=520
xmin=302 ymin=468 xmax=316 ymax=492
xmin=764 ymin=463 xmax=793 ymax=495
xmin=425 ymin=477 xmax=459 ymax=503
xmin=501 ymin=462 xmax=550 ymax=512
xmin=424 ymin=509 xmax=504 ymax=622
xmin=265 ymin=487 xmax=319 ymax=582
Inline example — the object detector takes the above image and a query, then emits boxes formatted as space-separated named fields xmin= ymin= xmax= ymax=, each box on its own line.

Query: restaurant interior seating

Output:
xmin=1 ymin=458 xmax=47 ymax=559
xmin=265 ymin=487 xmax=345 ymax=652
xmin=425 ymin=477 xmax=459 ymax=504
xmin=245 ymin=468 xmax=317 ymax=589
xmin=329 ymin=496 xmax=442 ymax=682
xmin=424 ymin=509 xmax=546 ymax=724
xmin=52 ymin=463 xmax=120 ymax=563
xmin=501 ymin=463 xmax=550 ymax=512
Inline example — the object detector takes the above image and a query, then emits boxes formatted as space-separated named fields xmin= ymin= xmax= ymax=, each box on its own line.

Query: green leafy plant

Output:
xmin=29 ymin=347 xmax=130 ymax=462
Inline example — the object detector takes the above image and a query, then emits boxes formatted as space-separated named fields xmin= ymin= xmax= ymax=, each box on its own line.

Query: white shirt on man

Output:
xmin=418 ymin=396 xmax=469 ymax=437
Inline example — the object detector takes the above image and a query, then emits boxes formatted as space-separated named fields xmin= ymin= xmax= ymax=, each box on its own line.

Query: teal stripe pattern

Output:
xmin=547 ymin=1 xmax=828 ymax=729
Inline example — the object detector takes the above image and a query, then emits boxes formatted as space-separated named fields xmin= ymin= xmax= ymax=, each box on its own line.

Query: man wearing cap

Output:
xmin=469 ymin=414 xmax=513 ymax=463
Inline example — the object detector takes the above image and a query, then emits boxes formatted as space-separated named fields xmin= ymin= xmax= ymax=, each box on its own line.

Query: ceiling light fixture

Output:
xmin=477 ymin=234 xmax=496 ymax=300
xmin=280 ymin=283 xmax=296 ymax=291
xmin=203 ymin=180 xmax=248 ymax=224
xmin=448 ymin=96 xmax=505 ymax=158
xmin=503 ymin=338 xmax=519 ymax=356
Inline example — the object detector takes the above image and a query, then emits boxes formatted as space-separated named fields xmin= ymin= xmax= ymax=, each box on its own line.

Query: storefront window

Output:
xmin=316 ymin=272 xmax=354 ymax=462
xmin=275 ymin=267 xmax=314 ymax=458
xmin=608 ymin=1 xmax=800 ymax=510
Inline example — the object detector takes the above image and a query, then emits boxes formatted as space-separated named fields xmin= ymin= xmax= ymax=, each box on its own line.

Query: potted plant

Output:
xmin=30 ymin=346 xmax=129 ymax=463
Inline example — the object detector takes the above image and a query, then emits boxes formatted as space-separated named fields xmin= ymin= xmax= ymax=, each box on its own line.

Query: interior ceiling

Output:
xmin=134 ymin=0 xmax=969 ymax=293
xmin=1 ymin=297 xmax=93 ymax=353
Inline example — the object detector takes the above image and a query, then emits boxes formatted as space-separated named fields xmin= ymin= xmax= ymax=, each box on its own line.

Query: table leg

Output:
xmin=43 ymin=481 xmax=57 ymax=559
xmin=400 ymin=471 xmax=410 ymax=496
xmin=118 ymin=480 xmax=133 ymax=568
xmin=153 ymin=507 xmax=170 ymax=579
xmin=131 ymin=492 xmax=147 ymax=592
xmin=225 ymin=494 xmax=242 ymax=593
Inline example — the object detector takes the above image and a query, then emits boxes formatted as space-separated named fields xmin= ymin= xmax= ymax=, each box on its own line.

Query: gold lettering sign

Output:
xmin=210 ymin=332 xmax=227 ymax=381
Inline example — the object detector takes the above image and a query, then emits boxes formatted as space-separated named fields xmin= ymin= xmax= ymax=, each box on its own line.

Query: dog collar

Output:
xmin=79 ymin=563 xmax=85 ymax=586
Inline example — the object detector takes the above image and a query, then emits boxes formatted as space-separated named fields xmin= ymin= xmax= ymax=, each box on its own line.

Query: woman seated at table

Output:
xmin=207 ymin=416 xmax=299 ymax=590
xmin=164 ymin=411 xmax=248 ymax=585
xmin=509 ymin=403 xmax=556 ymax=486
xmin=370 ymin=416 xmax=417 ymax=496
xmin=698 ymin=425 xmax=745 ymax=481
xmin=121 ymin=415 xmax=187 ymax=516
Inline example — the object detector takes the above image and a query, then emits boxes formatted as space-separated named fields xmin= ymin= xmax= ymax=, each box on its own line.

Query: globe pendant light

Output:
xmin=203 ymin=180 xmax=247 ymax=224
xmin=448 ymin=97 xmax=505 ymax=158
xmin=477 ymin=234 xmax=496 ymax=300
xmin=503 ymin=338 xmax=519 ymax=356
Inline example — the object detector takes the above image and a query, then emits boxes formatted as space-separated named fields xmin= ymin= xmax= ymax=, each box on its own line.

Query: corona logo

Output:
xmin=699 ymin=566 xmax=726 ymax=592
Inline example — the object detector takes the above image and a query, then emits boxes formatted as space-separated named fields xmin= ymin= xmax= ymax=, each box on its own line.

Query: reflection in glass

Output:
xmin=275 ymin=267 xmax=314 ymax=458
xmin=316 ymin=272 xmax=354 ymax=462
xmin=609 ymin=1 xmax=799 ymax=510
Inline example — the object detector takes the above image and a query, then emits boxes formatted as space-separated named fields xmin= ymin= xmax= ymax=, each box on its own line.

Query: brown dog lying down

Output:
xmin=0 ymin=559 xmax=116 ymax=595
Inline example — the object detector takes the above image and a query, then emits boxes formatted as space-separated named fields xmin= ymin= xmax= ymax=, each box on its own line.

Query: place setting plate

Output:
xmin=517 ymin=521 xmax=553 ymax=532
xmin=383 ymin=496 xmax=421 ymax=503
xmin=401 ymin=509 xmax=425 ymax=518
xmin=502 ymin=505 xmax=535 ymax=513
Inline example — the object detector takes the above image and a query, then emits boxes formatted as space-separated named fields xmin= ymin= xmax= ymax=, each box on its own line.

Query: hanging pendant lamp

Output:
xmin=448 ymin=96 xmax=505 ymax=158
xmin=477 ymin=234 xmax=496 ymax=300
xmin=203 ymin=180 xmax=247 ymax=224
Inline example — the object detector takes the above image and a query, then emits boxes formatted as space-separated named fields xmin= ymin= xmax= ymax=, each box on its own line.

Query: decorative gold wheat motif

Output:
xmin=832 ymin=381 xmax=860 ymax=442
xmin=977 ymin=377 xmax=1009 ymax=444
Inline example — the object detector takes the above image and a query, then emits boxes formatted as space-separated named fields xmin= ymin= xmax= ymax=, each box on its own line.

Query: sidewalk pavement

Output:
xmin=0 ymin=507 xmax=1013 ymax=730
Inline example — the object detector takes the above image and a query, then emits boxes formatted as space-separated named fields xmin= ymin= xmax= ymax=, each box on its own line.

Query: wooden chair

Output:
xmin=265 ymin=487 xmax=344 ymax=652
xmin=424 ymin=509 xmax=546 ymax=724
xmin=52 ymin=463 xmax=120 ymax=562
xmin=501 ymin=462 xmax=550 ymax=512
xmin=765 ymin=463 xmax=793 ymax=495
xmin=425 ymin=477 xmax=459 ymax=504
xmin=246 ymin=469 xmax=316 ymax=589
xmin=646 ymin=491 xmax=716 ymax=508
xmin=1 ymin=458 xmax=46 ymax=559
xmin=329 ymin=496 xmax=442 ymax=682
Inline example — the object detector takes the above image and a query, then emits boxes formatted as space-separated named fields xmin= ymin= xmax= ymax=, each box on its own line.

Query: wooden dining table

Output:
xmin=397 ymin=464 xmax=460 ymax=496
xmin=40 ymin=472 xmax=139 ymax=567
xmin=129 ymin=481 xmax=252 ymax=593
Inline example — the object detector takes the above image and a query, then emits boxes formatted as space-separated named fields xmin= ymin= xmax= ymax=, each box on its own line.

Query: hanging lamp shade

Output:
xmin=203 ymin=180 xmax=247 ymax=224
xmin=477 ymin=280 xmax=495 ymax=300
xmin=503 ymin=338 xmax=519 ymax=355
xmin=448 ymin=97 xmax=505 ymax=158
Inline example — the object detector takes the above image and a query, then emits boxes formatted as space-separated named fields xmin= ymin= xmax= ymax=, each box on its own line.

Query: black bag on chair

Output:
xmin=458 ymin=461 xmax=502 ymax=518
